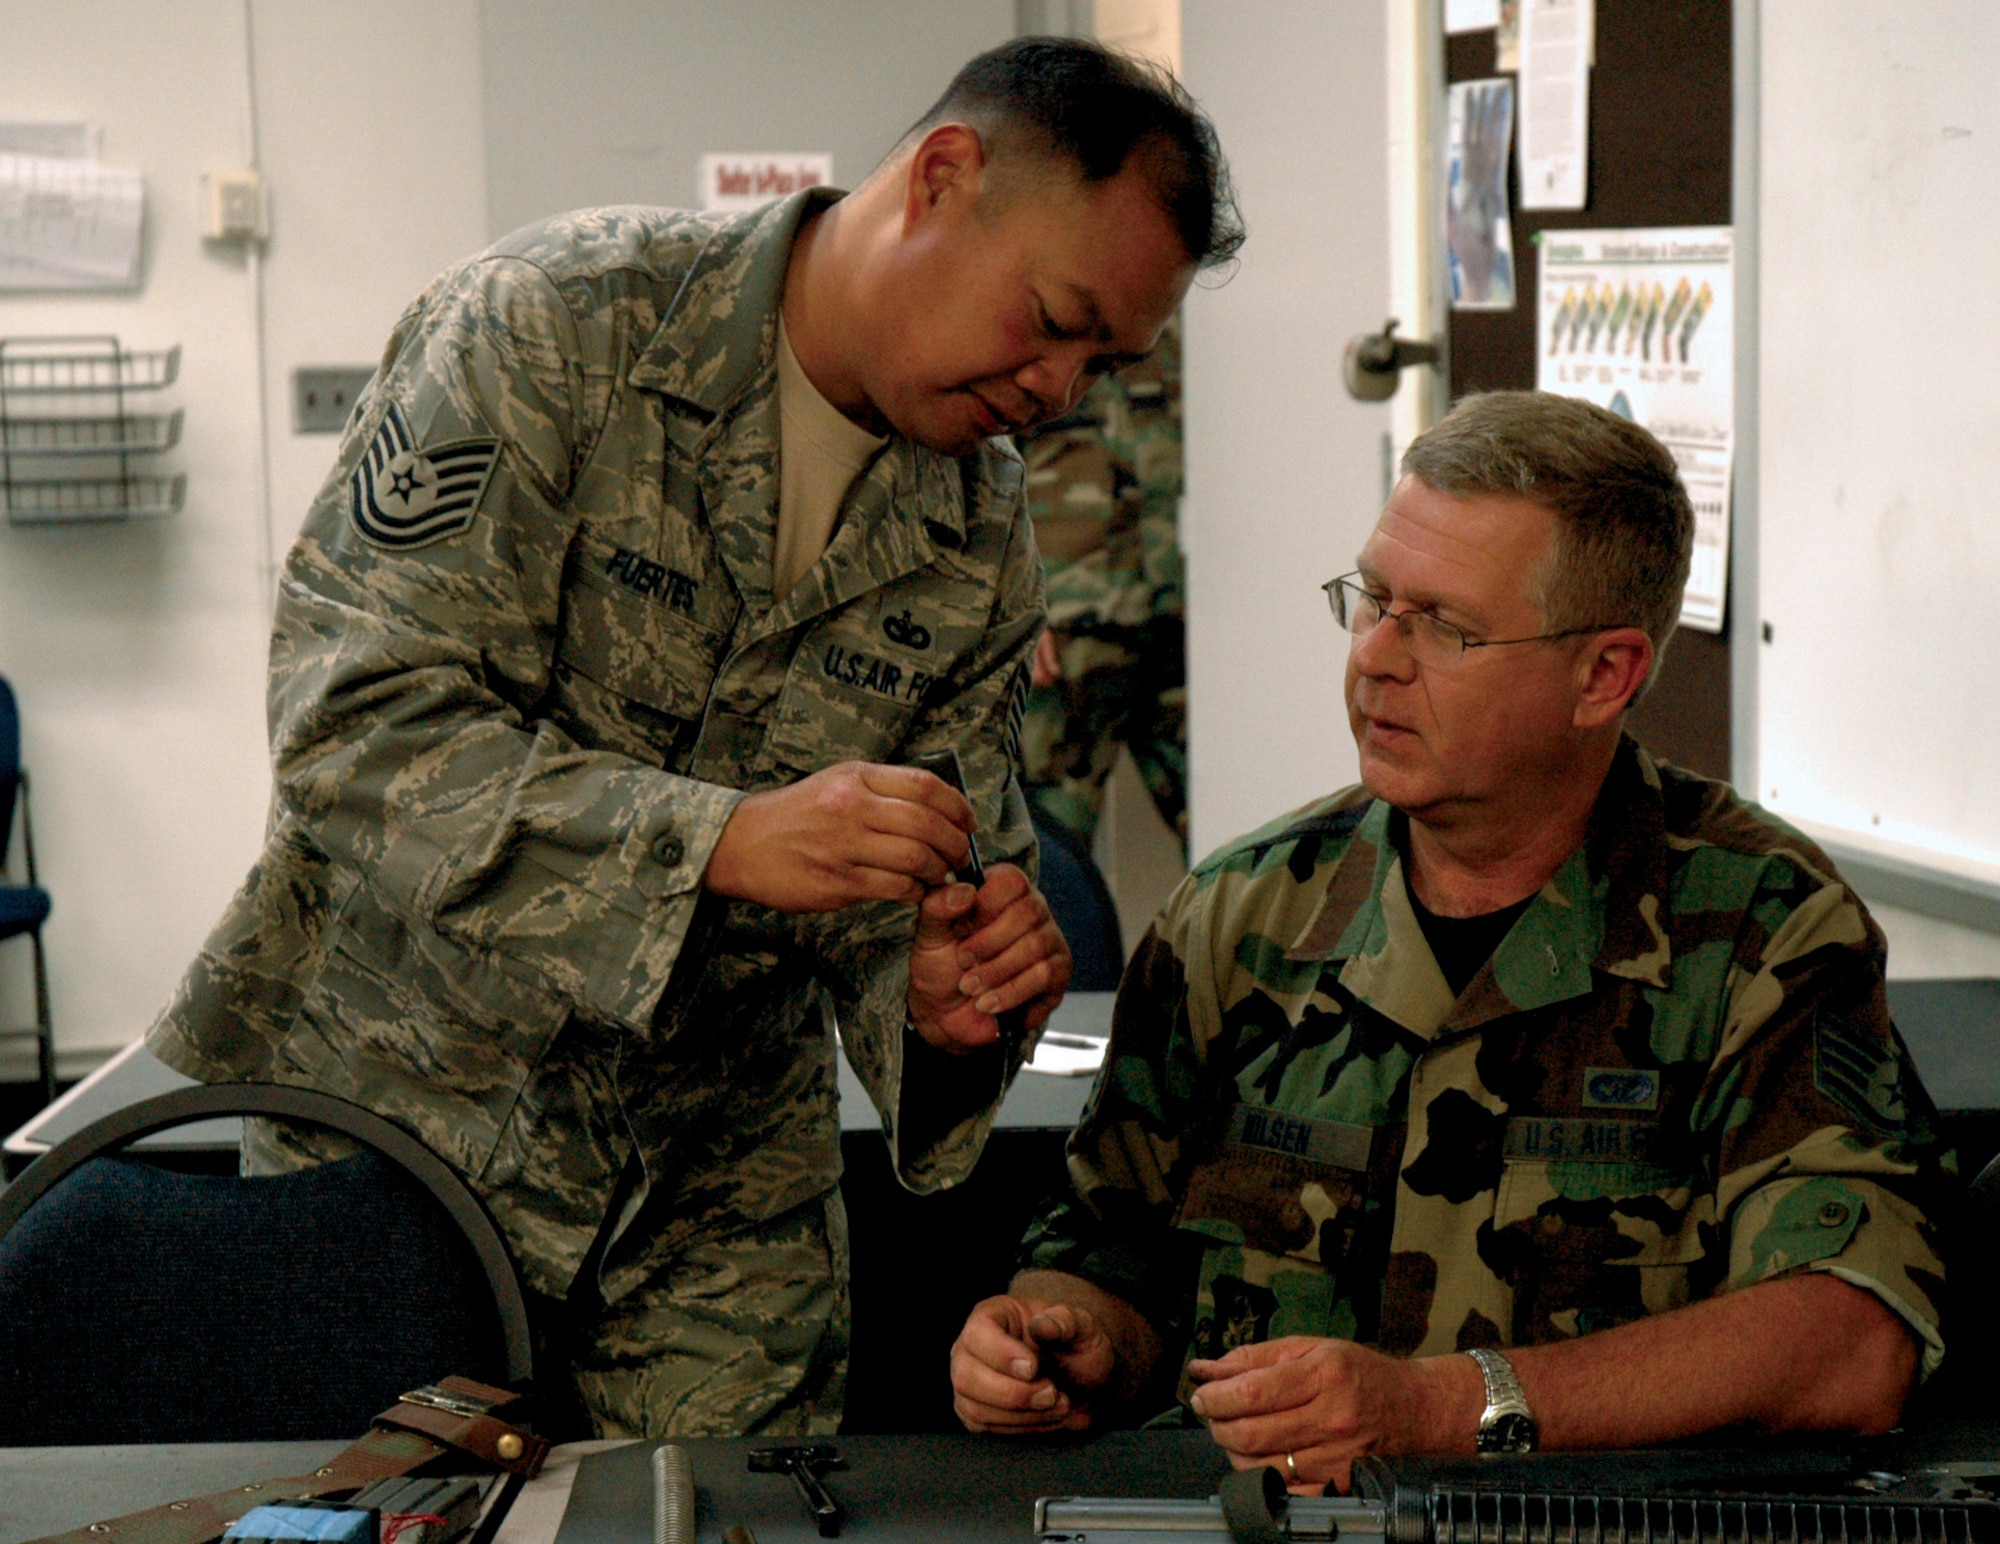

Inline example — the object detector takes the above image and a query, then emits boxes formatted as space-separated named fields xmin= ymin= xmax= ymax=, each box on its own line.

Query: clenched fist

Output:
xmin=952 ymin=1294 xmax=1118 ymax=1432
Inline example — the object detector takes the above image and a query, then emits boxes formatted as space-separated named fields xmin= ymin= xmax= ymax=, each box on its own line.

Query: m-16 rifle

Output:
xmin=1036 ymin=1443 xmax=2000 ymax=1544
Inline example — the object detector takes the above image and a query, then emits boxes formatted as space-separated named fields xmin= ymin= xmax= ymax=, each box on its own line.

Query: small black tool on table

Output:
xmin=748 ymin=1443 xmax=849 ymax=1538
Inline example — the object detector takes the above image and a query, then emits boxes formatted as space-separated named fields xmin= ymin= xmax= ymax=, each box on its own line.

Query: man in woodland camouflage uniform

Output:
xmin=1017 ymin=313 xmax=1187 ymax=850
xmin=952 ymin=392 xmax=1946 ymax=1485
xmin=148 ymin=40 xmax=1243 ymax=1438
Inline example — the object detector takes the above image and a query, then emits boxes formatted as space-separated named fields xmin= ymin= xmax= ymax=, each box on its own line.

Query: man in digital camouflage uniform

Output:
xmin=1017 ymin=312 xmax=1187 ymax=851
xmin=952 ymin=391 xmax=1946 ymax=1487
xmin=147 ymin=39 xmax=1243 ymax=1439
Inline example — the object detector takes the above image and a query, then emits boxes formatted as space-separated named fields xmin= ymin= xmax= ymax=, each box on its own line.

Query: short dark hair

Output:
xmin=1401 ymin=392 xmax=1696 ymax=690
xmin=908 ymin=36 xmax=1244 ymax=269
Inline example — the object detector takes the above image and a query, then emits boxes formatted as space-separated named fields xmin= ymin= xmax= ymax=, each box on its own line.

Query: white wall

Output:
xmin=1181 ymin=0 xmax=1391 ymax=860
xmin=479 ymin=0 xmax=1015 ymax=236
xmin=0 ymin=1 xmax=489 ymax=1075
xmin=0 ymin=0 xmax=271 ymax=1076
xmin=252 ymin=2 xmax=490 ymax=558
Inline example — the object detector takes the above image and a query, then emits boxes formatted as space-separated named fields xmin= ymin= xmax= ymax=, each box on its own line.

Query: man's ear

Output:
xmin=902 ymin=122 xmax=988 ymax=232
xmin=1573 ymin=627 xmax=1655 ymax=729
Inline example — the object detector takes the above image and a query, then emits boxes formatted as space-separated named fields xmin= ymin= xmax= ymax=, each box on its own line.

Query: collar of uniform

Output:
xmin=757 ymin=436 xmax=967 ymax=635
xmin=1280 ymin=735 xmax=1673 ymax=1036
xmin=1582 ymin=733 xmax=1675 ymax=991
xmin=1276 ymin=800 xmax=1444 ymax=1036
xmin=1437 ymin=735 xmax=1675 ymax=1028
xmin=1286 ymin=795 xmax=1396 ymax=967
xmin=627 ymin=186 xmax=842 ymax=411
xmin=627 ymin=185 xmax=971 ymax=566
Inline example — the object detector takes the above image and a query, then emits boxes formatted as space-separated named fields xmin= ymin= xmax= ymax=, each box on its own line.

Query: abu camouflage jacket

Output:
xmin=149 ymin=190 xmax=1043 ymax=1301
xmin=1024 ymin=737 xmax=1947 ymax=1406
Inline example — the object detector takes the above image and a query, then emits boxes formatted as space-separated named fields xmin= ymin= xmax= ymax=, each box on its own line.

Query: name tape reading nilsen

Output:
xmin=1224 ymin=1105 xmax=1374 ymax=1173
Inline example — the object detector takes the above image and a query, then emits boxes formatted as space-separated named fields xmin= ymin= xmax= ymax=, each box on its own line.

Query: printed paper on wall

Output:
xmin=1537 ymin=226 xmax=1734 ymax=632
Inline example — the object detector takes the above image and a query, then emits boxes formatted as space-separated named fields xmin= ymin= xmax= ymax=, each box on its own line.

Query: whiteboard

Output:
xmin=1754 ymin=2 xmax=2000 ymax=899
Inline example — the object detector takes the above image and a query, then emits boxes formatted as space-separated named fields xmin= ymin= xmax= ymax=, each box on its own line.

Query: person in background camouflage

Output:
xmin=147 ymin=38 xmax=1244 ymax=1439
xmin=1017 ymin=312 xmax=1187 ymax=850
xmin=952 ymin=392 xmax=1946 ymax=1488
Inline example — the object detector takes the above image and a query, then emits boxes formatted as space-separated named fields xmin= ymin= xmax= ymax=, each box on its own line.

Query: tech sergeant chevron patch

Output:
xmin=349 ymin=401 xmax=500 ymax=550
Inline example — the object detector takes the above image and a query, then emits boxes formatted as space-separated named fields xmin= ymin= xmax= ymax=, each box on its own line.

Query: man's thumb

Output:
xmin=1027 ymin=1305 xmax=1090 ymax=1347
xmin=914 ymin=882 xmax=976 ymax=946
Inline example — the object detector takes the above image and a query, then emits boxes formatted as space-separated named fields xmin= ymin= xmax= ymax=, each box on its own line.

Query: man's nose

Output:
xmin=1349 ymin=610 xmax=1418 ymax=679
xmin=1015 ymin=348 xmax=1096 ymax=417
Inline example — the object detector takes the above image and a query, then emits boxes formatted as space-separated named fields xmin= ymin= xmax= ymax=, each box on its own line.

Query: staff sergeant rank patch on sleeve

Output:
xmin=349 ymin=402 xmax=501 ymax=550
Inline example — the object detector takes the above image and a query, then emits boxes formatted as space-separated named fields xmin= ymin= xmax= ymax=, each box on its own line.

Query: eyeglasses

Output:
xmin=1322 ymin=573 xmax=1627 ymax=667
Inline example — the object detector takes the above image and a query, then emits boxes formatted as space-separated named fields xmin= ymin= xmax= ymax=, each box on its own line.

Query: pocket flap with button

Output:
xmin=557 ymin=533 xmax=733 ymax=719
xmin=1741 ymin=1175 xmax=1866 ymax=1282
xmin=1494 ymin=1117 xmax=1703 ymax=1266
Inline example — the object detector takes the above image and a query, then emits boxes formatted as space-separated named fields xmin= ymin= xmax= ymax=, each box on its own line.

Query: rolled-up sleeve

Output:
xmin=1707 ymin=865 xmax=1949 ymax=1374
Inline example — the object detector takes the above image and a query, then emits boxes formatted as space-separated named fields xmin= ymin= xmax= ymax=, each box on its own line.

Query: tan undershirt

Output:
xmin=773 ymin=318 xmax=886 ymax=602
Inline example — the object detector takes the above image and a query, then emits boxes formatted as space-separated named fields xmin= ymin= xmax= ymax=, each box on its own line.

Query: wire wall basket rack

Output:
xmin=0 ymin=336 xmax=186 ymax=523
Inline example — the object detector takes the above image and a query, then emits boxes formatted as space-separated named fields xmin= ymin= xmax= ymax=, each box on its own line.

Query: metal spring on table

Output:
xmin=1428 ymin=1488 xmax=2000 ymax=1544
xmin=654 ymin=1442 xmax=697 ymax=1544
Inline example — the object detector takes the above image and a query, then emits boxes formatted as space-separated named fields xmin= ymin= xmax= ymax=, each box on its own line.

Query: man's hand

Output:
xmin=1186 ymin=1338 xmax=1473 ymax=1494
xmin=952 ymin=1295 xmax=1116 ymax=1433
xmin=705 ymin=761 xmax=974 ymax=912
xmin=1032 ymin=627 xmax=1063 ymax=688
xmin=908 ymin=862 xmax=1071 ymax=1050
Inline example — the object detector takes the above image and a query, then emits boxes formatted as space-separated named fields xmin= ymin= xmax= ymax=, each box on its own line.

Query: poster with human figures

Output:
xmin=1537 ymin=226 xmax=1735 ymax=633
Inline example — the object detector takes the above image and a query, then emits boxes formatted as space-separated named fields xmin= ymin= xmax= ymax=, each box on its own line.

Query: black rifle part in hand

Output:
xmin=907 ymin=747 xmax=1035 ymax=1060
xmin=908 ymin=749 xmax=985 ymax=887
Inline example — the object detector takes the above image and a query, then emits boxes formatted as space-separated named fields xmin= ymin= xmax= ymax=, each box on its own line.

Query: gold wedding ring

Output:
xmin=1284 ymin=1451 xmax=1301 ymax=1483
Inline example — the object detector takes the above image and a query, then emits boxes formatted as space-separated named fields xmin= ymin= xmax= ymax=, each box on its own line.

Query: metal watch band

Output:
xmin=1467 ymin=1347 xmax=1538 ymax=1453
xmin=1467 ymin=1346 xmax=1526 ymax=1408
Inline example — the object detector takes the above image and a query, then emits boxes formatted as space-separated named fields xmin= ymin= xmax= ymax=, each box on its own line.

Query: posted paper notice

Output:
xmin=1537 ymin=226 xmax=1734 ymax=632
xmin=1518 ymin=0 xmax=1591 ymax=210
xmin=1448 ymin=79 xmax=1517 ymax=310
xmin=0 ymin=151 xmax=143 ymax=291
xmin=698 ymin=153 xmax=832 ymax=213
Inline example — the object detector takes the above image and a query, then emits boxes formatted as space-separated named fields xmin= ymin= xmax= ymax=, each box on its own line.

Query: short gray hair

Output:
xmin=1401 ymin=391 xmax=1695 ymax=688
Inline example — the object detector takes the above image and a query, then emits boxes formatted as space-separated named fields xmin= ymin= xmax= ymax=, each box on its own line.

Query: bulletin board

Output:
xmin=1443 ymin=0 xmax=1734 ymax=780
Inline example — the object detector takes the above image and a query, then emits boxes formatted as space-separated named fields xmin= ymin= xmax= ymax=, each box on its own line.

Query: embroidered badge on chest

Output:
xmin=881 ymin=609 xmax=933 ymax=650
xmin=349 ymin=402 xmax=500 ymax=550
xmin=1580 ymin=1066 xmax=1660 ymax=1111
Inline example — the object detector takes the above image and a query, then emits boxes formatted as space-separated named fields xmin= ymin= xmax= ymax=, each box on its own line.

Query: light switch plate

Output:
xmin=293 ymin=367 xmax=375 ymax=434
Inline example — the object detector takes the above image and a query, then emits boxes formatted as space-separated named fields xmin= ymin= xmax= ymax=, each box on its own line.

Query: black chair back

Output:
xmin=0 ymin=674 xmax=20 ymax=865
xmin=0 ymin=1084 xmax=533 ymax=1445
xmin=1031 ymin=807 xmax=1126 ymax=993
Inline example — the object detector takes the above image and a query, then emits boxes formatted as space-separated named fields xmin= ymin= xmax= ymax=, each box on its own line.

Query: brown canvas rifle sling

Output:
xmin=26 ymin=1377 xmax=549 ymax=1544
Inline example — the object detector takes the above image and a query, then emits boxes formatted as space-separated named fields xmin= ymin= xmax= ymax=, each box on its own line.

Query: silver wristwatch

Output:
xmin=1466 ymin=1347 xmax=1539 ymax=1453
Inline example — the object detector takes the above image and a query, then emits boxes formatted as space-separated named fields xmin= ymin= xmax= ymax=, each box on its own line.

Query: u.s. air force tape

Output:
xmin=349 ymin=402 xmax=500 ymax=550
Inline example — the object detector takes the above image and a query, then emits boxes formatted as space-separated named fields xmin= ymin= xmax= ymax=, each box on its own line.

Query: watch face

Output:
xmin=1477 ymin=1411 xmax=1539 ymax=1454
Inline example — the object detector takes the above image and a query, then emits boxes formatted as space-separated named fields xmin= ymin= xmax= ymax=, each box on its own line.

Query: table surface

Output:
xmin=3 ymin=994 xmax=1116 ymax=1160
xmin=14 ymin=1424 xmax=2000 ymax=1544
xmin=556 ymin=1431 xmax=1231 ymax=1544
xmin=0 ymin=1431 xmax=1232 ymax=1544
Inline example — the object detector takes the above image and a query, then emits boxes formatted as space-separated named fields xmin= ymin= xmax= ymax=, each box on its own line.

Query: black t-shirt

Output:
xmin=1405 ymin=875 xmax=1533 ymax=999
